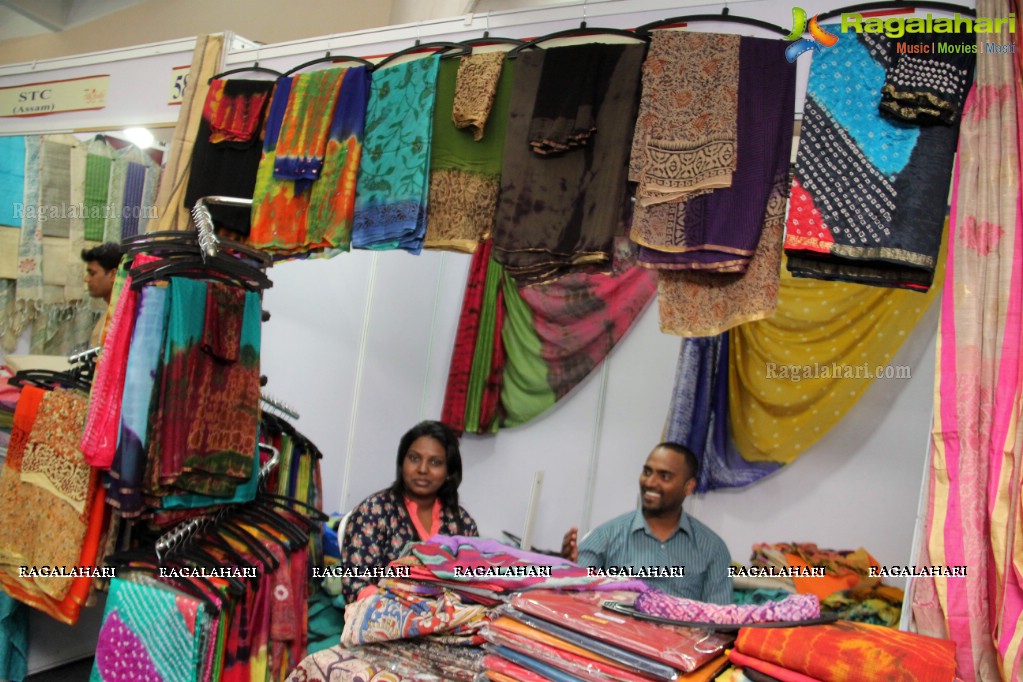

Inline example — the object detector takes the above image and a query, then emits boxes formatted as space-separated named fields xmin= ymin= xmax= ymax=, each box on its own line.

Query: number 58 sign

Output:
xmin=169 ymin=66 xmax=190 ymax=105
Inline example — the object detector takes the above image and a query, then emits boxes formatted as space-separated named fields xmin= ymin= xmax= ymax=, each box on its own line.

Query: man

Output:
xmin=81 ymin=243 xmax=122 ymax=347
xmin=562 ymin=442 xmax=732 ymax=604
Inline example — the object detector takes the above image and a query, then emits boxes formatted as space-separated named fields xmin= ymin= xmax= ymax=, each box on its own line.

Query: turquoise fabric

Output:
xmin=0 ymin=136 xmax=25 ymax=228
xmin=0 ymin=593 xmax=28 ymax=682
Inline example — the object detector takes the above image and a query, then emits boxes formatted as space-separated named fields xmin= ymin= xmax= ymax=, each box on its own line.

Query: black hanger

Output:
xmin=817 ymin=0 xmax=976 ymax=21
xmin=123 ymin=229 xmax=273 ymax=268
xmin=9 ymin=369 xmax=91 ymax=393
xmin=234 ymin=504 xmax=308 ymax=546
xmin=282 ymin=52 xmax=376 ymax=77
xmin=636 ymin=7 xmax=791 ymax=37
xmin=128 ymin=253 xmax=272 ymax=292
xmin=208 ymin=64 xmax=284 ymax=84
xmin=217 ymin=518 xmax=281 ymax=569
xmin=259 ymin=492 xmax=329 ymax=523
xmin=167 ymin=544 xmax=248 ymax=597
xmin=461 ymin=34 xmax=527 ymax=49
xmin=506 ymin=26 xmax=648 ymax=58
xmin=374 ymin=41 xmax=471 ymax=70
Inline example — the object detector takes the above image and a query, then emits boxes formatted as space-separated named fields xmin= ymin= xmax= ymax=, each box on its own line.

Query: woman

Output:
xmin=339 ymin=420 xmax=478 ymax=604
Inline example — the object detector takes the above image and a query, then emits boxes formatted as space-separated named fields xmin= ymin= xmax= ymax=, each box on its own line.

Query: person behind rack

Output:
xmin=81 ymin=242 xmax=124 ymax=347
xmin=561 ymin=442 xmax=733 ymax=604
xmin=339 ymin=420 xmax=479 ymax=605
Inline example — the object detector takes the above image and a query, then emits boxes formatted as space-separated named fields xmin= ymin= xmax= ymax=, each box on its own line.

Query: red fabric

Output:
xmin=441 ymin=239 xmax=492 ymax=433
xmin=729 ymin=650 xmax=822 ymax=682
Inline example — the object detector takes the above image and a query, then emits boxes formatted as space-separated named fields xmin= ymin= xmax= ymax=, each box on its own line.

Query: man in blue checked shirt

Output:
xmin=562 ymin=442 xmax=733 ymax=604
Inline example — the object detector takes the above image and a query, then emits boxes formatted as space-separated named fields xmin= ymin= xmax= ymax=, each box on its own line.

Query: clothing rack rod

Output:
xmin=67 ymin=346 xmax=101 ymax=364
xmin=258 ymin=443 xmax=281 ymax=481
xmin=261 ymin=392 xmax=300 ymax=420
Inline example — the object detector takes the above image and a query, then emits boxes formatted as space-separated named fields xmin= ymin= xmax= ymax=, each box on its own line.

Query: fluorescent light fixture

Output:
xmin=122 ymin=126 xmax=154 ymax=148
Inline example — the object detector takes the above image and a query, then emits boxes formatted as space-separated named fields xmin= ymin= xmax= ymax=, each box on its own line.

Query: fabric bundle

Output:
xmin=634 ymin=589 xmax=820 ymax=626
xmin=352 ymin=56 xmax=440 ymax=254
xmin=730 ymin=621 xmax=957 ymax=681
xmin=184 ymin=78 xmax=276 ymax=236
xmin=441 ymin=240 xmax=656 ymax=434
xmin=492 ymin=43 xmax=644 ymax=285
xmin=784 ymin=30 xmax=969 ymax=291
xmin=425 ymin=55 xmax=513 ymax=253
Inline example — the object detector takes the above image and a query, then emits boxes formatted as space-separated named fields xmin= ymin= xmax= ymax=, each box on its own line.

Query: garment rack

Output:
xmin=261 ymin=392 xmax=300 ymax=420
xmin=190 ymin=195 xmax=255 ymax=260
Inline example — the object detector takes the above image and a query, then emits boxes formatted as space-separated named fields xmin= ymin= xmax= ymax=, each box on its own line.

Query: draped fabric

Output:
xmin=441 ymin=242 xmax=656 ymax=433
xmin=425 ymin=56 xmax=513 ymax=253
xmin=634 ymin=37 xmax=795 ymax=274
xmin=784 ymin=30 xmax=966 ymax=291
xmin=184 ymin=78 xmax=275 ymax=236
xmin=729 ymin=242 xmax=945 ymax=466
xmin=249 ymin=67 xmax=370 ymax=256
xmin=492 ymin=44 xmax=644 ymax=285
xmin=0 ymin=135 xmax=24 ymax=227
xmin=148 ymin=278 xmax=261 ymax=500
xmin=879 ymin=32 xmax=975 ymax=125
xmin=153 ymin=33 xmax=226 ymax=232
xmin=83 ymin=137 xmax=114 ymax=241
xmin=666 ymin=335 xmax=782 ymax=492
xmin=16 ymin=136 xmax=43 ymax=308
xmin=910 ymin=1 xmax=1023 ymax=678
xmin=106 ymin=285 xmax=169 ymax=516
xmin=273 ymin=69 xmax=345 ymax=181
xmin=352 ymin=56 xmax=440 ymax=254
xmin=629 ymin=32 xmax=739 ymax=206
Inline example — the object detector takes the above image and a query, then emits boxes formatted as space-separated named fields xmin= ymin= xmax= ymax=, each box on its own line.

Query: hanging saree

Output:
xmin=184 ymin=78 xmax=276 ymax=236
xmin=147 ymin=278 xmax=261 ymax=500
xmin=425 ymin=56 xmax=513 ymax=253
xmin=910 ymin=1 xmax=1023 ymax=678
xmin=784 ymin=30 xmax=969 ymax=291
xmin=0 ymin=136 xmax=25 ymax=228
xmin=352 ymin=56 xmax=440 ymax=254
xmin=273 ymin=69 xmax=345 ymax=181
xmin=492 ymin=44 xmax=644 ymax=285
xmin=248 ymin=66 xmax=369 ymax=256
xmin=83 ymin=137 xmax=114 ymax=241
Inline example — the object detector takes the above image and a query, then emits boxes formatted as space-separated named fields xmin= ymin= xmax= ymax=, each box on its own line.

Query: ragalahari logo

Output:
xmin=785 ymin=7 xmax=839 ymax=61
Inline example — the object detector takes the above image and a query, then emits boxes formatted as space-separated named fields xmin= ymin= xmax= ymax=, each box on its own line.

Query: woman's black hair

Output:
xmin=389 ymin=420 xmax=463 ymax=511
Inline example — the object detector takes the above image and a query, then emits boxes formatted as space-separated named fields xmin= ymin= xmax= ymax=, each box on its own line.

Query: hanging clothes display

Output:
xmin=492 ymin=43 xmax=644 ymax=285
xmin=783 ymin=29 xmax=973 ymax=291
xmin=352 ymin=56 xmax=440 ymax=254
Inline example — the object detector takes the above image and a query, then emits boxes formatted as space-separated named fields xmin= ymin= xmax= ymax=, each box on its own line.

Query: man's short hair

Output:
xmin=81 ymin=243 xmax=123 ymax=272
xmin=655 ymin=442 xmax=699 ymax=480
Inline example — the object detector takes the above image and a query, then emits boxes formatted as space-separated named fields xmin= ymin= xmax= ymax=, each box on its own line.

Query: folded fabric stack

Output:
xmin=286 ymin=639 xmax=485 ymax=681
xmin=727 ymin=620 xmax=957 ymax=682
xmin=479 ymin=589 xmax=734 ymax=681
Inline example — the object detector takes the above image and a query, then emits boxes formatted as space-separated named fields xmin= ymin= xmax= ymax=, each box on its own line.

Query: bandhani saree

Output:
xmin=83 ymin=137 xmax=114 ymax=241
xmin=0 ymin=136 xmax=25 ymax=227
xmin=879 ymin=31 xmax=975 ymax=125
xmin=425 ymin=57 xmax=513 ymax=253
xmin=273 ymin=69 xmax=345 ymax=181
xmin=352 ymin=56 xmax=440 ymax=254
xmin=184 ymin=78 xmax=276 ymax=237
xmin=629 ymin=31 xmax=739 ymax=207
xmin=492 ymin=44 xmax=644 ymax=285
xmin=92 ymin=576 xmax=211 ymax=682
xmin=249 ymin=67 xmax=369 ymax=256
xmin=633 ymin=36 xmax=795 ymax=273
xmin=784 ymin=30 xmax=966 ymax=291
xmin=106 ymin=285 xmax=169 ymax=516
xmin=728 ymin=238 xmax=945 ymax=465
xmin=666 ymin=334 xmax=782 ymax=492
xmin=734 ymin=621 xmax=957 ymax=681
xmin=910 ymin=1 xmax=1023 ymax=678
xmin=148 ymin=278 xmax=260 ymax=500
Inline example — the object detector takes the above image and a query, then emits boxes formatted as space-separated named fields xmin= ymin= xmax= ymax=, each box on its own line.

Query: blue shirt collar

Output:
xmin=629 ymin=506 xmax=693 ymax=538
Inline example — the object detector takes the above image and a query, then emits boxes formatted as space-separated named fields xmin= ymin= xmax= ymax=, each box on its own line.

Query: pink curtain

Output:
xmin=911 ymin=0 xmax=1023 ymax=679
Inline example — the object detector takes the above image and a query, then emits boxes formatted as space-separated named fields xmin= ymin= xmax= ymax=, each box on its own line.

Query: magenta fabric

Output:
xmin=635 ymin=588 xmax=821 ymax=625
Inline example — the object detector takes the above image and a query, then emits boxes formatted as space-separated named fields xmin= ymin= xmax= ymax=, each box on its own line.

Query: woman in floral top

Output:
xmin=340 ymin=420 xmax=478 ymax=604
